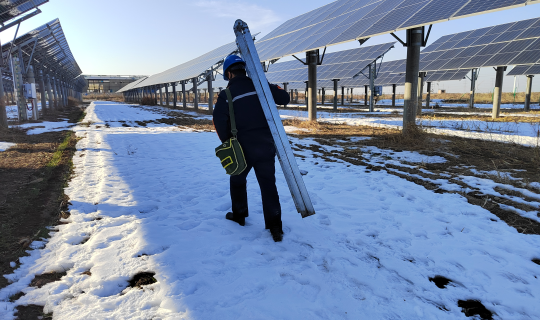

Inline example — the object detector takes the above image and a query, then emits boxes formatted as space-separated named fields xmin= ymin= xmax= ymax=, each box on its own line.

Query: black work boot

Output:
xmin=226 ymin=212 xmax=245 ymax=226
xmin=270 ymin=227 xmax=283 ymax=242
xmin=267 ymin=219 xmax=283 ymax=242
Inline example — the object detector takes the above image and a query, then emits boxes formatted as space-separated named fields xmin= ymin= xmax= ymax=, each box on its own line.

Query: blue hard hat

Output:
xmin=223 ymin=55 xmax=246 ymax=81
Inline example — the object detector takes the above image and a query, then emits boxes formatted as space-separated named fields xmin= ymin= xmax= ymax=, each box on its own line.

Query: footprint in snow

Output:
xmin=176 ymin=220 xmax=201 ymax=230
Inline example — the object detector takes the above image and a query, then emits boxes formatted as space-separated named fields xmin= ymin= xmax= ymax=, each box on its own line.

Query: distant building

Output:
xmin=84 ymin=75 xmax=146 ymax=93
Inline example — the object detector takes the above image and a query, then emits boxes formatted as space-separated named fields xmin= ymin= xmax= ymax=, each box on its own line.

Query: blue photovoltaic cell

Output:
xmin=421 ymin=17 xmax=540 ymax=71
xmin=507 ymin=65 xmax=533 ymax=75
xmin=454 ymin=0 xmax=526 ymax=18
xmin=523 ymin=64 xmax=540 ymax=74
xmin=400 ymin=0 xmax=466 ymax=29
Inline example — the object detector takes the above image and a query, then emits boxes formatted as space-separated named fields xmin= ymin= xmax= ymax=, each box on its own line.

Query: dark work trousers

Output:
xmin=230 ymin=158 xmax=282 ymax=230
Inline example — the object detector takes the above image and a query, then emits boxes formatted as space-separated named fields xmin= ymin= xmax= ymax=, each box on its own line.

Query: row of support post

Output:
xmin=1 ymin=57 xmax=83 ymax=128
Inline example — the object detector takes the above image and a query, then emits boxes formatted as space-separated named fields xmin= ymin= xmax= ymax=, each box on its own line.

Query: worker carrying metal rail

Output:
xmin=213 ymin=55 xmax=290 ymax=242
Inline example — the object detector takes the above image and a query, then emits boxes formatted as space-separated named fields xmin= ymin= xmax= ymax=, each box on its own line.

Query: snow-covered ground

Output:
xmin=278 ymin=109 xmax=540 ymax=147
xmin=1 ymin=101 xmax=539 ymax=319
xmin=10 ymin=121 xmax=76 ymax=135
xmin=377 ymin=99 xmax=540 ymax=110
xmin=0 ymin=142 xmax=16 ymax=152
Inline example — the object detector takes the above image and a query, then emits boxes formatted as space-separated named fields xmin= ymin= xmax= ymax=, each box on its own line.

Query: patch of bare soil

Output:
xmin=128 ymin=105 xmax=214 ymax=131
xmin=0 ymin=105 xmax=84 ymax=319
xmin=285 ymin=120 xmax=540 ymax=235
xmin=128 ymin=272 xmax=157 ymax=289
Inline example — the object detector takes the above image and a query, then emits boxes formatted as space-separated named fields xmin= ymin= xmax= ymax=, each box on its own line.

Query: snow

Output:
xmin=278 ymin=109 xmax=540 ymax=147
xmin=0 ymin=142 xmax=16 ymax=152
xmin=11 ymin=121 xmax=76 ymax=135
xmin=284 ymin=125 xmax=308 ymax=133
xmin=359 ymin=145 xmax=447 ymax=164
xmin=377 ymin=99 xmax=540 ymax=110
xmin=1 ymin=101 xmax=540 ymax=319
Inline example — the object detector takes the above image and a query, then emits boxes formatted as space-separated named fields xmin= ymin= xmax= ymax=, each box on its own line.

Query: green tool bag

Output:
xmin=215 ymin=89 xmax=248 ymax=176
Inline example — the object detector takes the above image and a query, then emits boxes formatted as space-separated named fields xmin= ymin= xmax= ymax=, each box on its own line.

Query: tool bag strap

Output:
xmin=224 ymin=88 xmax=238 ymax=137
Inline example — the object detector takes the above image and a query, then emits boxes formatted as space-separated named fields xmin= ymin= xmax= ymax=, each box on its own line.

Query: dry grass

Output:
xmin=141 ymin=96 xmax=157 ymax=106
xmin=84 ymin=93 xmax=124 ymax=102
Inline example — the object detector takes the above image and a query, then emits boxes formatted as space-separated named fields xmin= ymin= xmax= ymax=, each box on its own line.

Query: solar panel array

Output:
xmin=421 ymin=17 xmax=540 ymax=71
xmin=270 ymin=57 xmax=468 ymax=90
xmin=120 ymin=41 xmax=239 ymax=92
xmin=1 ymin=19 xmax=82 ymax=81
xmin=255 ymin=0 xmax=539 ymax=62
xmin=507 ymin=64 xmax=540 ymax=75
xmin=265 ymin=42 xmax=394 ymax=83
xmin=0 ymin=0 xmax=48 ymax=24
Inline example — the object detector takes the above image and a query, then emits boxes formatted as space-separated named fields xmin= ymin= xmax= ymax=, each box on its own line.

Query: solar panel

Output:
xmin=127 ymin=41 xmax=239 ymax=91
xmin=1 ymin=19 xmax=82 ymax=81
xmin=420 ymin=17 xmax=540 ymax=71
xmin=255 ymin=0 xmax=538 ymax=62
xmin=117 ymin=77 xmax=149 ymax=93
xmin=0 ymin=0 xmax=48 ymax=25
xmin=507 ymin=64 xmax=540 ymax=75
xmin=265 ymin=42 xmax=394 ymax=84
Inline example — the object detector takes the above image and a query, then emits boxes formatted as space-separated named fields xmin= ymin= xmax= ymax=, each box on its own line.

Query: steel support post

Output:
xmin=53 ymin=77 xmax=60 ymax=109
xmin=0 ymin=71 xmax=6 ymax=128
xmin=426 ymin=82 xmax=432 ymax=109
xmin=46 ymin=74 xmax=54 ymax=111
xmin=159 ymin=86 xmax=163 ymax=106
xmin=346 ymin=88 xmax=349 ymax=104
xmin=305 ymin=82 xmax=308 ymax=107
xmin=392 ymin=84 xmax=396 ymax=108
xmin=369 ymin=64 xmax=375 ymax=112
xmin=525 ymin=75 xmax=534 ymax=112
xmin=12 ymin=57 xmax=28 ymax=121
xmin=207 ymin=74 xmax=213 ymax=113
xmin=165 ymin=84 xmax=169 ymax=107
xmin=56 ymin=78 xmax=63 ymax=109
xmin=289 ymin=89 xmax=293 ymax=105
xmin=172 ymin=83 xmax=177 ymax=108
xmin=364 ymin=85 xmax=368 ymax=106
xmin=283 ymin=82 xmax=288 ymax=93
xmin=193 ymin=78 xmax=198 ymax=109
xmin=27 ymin=65 xmax=38 ymax=120
xmin=295 ymin=89 xmax=298 ymax=103
xmin=321 ymin=88 xmax=326 ymax=105
xmin=182 ymin=81 xmax=187 ymax=108
xmin=333 ymin=79 xmax=339 ymax=110
xmin=492 ymin=66 xmax=506 ymax=119
xmin=341 ymin=86 xmax=345 ymax=105
xmin=307 ymin=50 xmax=318 ymax=121
xmin=417 ymin=72 xmax=426 ymax=116
xmin=62 ymin=80 xmax=68 ymax=107
xmin=403 ymin=27 xmax=423 ymax=133
xmin=38 ymin=70 xmax=47 ymax=115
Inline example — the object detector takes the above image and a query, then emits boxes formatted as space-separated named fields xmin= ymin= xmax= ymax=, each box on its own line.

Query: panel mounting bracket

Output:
xmin=390 ymin=32 xmax=406 ymax=47
xmin=292 ymin=54 xmax=307 ymax=65
xmin=358 ymin=38 xmax=370 ymax=46
xmin=423 ymin=25 xmax=433 ymax=47
xmin=318 ymin=47 xmax=326 ymax=65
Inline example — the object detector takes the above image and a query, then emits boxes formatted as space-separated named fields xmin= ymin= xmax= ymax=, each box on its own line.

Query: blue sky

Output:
xmin=2 ymin=0 xmax=540 ymax=93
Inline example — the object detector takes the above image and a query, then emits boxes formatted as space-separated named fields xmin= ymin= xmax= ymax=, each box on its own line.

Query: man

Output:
xmin=213 ymin=55 xmax=290 ymax=242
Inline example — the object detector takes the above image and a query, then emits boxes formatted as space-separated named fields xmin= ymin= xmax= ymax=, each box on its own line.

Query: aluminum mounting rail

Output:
xmin=234 ymin=19 xmax=315 ymax=218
